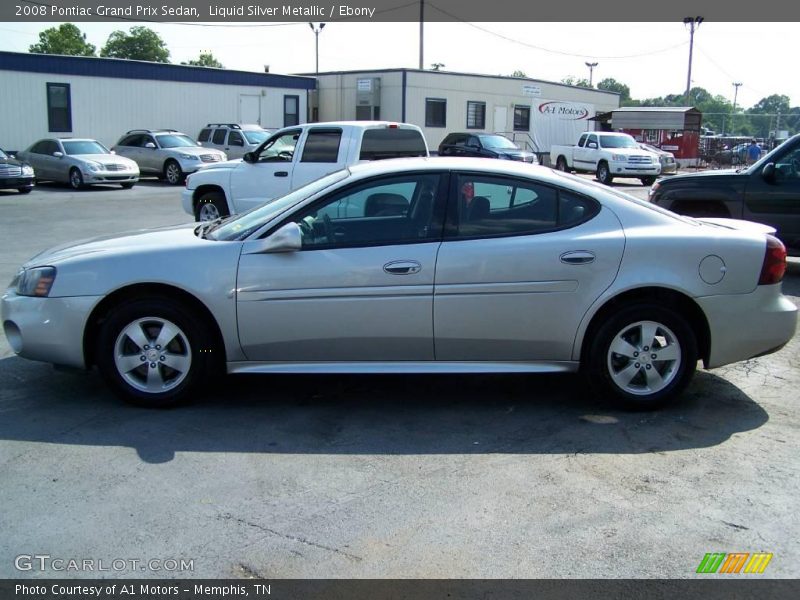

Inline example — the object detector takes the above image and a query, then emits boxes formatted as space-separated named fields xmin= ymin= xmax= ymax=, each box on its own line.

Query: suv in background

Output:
xmin=438 ymin=133 xmax=537 ymax=163
xmin=112 ymin=129 xmax=227 ymax=185
xmin=198 ymin=124 xmax=273 ymax=160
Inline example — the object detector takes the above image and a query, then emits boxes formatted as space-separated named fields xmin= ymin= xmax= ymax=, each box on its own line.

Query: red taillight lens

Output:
xmin=758 ymin=235 xmax=787 ymax=285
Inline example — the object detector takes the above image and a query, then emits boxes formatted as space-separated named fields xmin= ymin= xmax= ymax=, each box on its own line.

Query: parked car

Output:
xmin=640 ymin=143 xmax=677 ymax=175
xmin=649 ymin=133 xmax=800 ymax=255
xmin=183 ymin=121 xmax=429 ymax=221
xmin=551 ymin=132 xmax=661 ymax=185
xmin=198 ymin=124 xmax=273 ymax=160
xmin=3 ymin=158 xmax=795 ymax=410
xmin=16 ymin=139 xmax=139 ymax=190
xmin=438 ymin=133 xmax=537 ymax=163
xmin=112 ymin=129 xmax=226 ymax=185
xmin=0 ymin=147 xmax=35 ymax=194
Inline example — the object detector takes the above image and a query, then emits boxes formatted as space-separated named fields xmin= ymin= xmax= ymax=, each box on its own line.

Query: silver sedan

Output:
xmin=2 ymin=158 xmax=796 ymax=409
xmin=16 ymin=138 xmax=139 ymax=189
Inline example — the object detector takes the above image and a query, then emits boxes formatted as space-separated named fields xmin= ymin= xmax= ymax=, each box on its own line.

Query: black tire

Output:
xmin=194 ymin=191 xmax=229 ymax=222
xmin=640 ymin=176 xmax=657 ymax=186
xmin=95 ymin=297 xmax=218 ymax=408
xmin=163 ymin=160 xmax=184 ymax=185
xmin=120 ymin=182 xmax=135 ymax=189
xmin=596 ymin=161 xmax=613 ymax=185
xmin=585 ymin=303 xmax=697 ymax=410
xmin=18 ymin=187 xmax=32 ymax=194
xmin=69 ymin=168 xmax=85 ymax=190
xmin=556 ymin=156 xmax=569 ymax=172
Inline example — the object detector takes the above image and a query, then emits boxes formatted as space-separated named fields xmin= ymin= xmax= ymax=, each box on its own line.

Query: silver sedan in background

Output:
xmin=16 ymin=138 xmax=139 ymax=189
xmin=2 ymin=158 xmax=796 ymax=409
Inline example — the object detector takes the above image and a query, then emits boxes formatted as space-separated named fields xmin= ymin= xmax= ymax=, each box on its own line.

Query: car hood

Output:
xmin=0 ymin=155 xmax=25 ymax=167
xmin=25 ymin=223 xmax=209 ymax=267
xmin=498 ymin=149 xmax=535 ymax=159
xmin=196 ymin=158 xmax=243 ymax=171
xmin=659 ymin=168 xmax=744 ymax=184
xmin=75 ymin=154 xmax=137 ymax=166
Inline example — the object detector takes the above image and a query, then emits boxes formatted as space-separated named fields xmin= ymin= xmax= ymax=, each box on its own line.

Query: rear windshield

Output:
xmin=359 ymin=129 xmax=428 ymax=161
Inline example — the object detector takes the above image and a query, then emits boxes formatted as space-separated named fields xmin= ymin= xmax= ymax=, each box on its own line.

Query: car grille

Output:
xmin=104 ymin=163 xmax=129 ymax=171
xmin=628 ymin=155 xmax=653 ymax=164
xmin=199 ymin=154 xmax=222 ymax=163
xmin=0 ymin=165 xmax=23 ymax=177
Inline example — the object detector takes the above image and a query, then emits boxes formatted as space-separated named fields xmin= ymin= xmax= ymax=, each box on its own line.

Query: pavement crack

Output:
xmin=721 ymin=520 xmax=749 ymax=531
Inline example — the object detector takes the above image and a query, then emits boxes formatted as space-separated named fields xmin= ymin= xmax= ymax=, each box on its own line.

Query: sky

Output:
xmin=0 ymin=21 xmax=795 ymax=109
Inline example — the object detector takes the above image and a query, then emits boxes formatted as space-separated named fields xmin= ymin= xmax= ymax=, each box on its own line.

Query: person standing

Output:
xmin=746 ymin=139 xmax=761 ymax=166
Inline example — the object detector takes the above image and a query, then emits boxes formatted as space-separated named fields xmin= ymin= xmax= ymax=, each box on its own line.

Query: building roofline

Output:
xmin=0 ymin=50 xmax=316 ymax=90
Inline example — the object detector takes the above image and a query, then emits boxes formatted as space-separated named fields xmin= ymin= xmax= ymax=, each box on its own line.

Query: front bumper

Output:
xmin=0 ymin=175 xmax=35 ymax=189
xmin=181 ymin=188 xmax=195 ymax=216
xmin=697 ymin=284 xmax=797 ymax=368
xmin=82 ymin=169 xmax=139 ymax=184
xmin=609 ymin=161 xmax=661 ymax=176
xmin=1 ymin=290 xmax=102 ymax=368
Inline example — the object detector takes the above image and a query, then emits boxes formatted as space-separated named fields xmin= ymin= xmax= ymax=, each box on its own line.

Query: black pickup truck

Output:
xmin=649 ymin=134 xmax=800 ymax=255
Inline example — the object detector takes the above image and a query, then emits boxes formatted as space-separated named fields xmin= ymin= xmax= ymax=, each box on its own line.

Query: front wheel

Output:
xmin=586 ymin=304 xmax=697 ymax=410
xmin=195 ymin=191 xmax=229 ymax=222
xmin=69 ymin=168 xmax=85 ymax=190
xmin=556 ymin=156 xmax=568 ymax=171
xmin=96 ymin=298 xmax=217 ymax=407
xmin=18 ymin=187 xmax=32 ymax=194
xmin=597 ymin=162 xmax=613 ymax=185
xmin=640 ymin=176 xmax=656 ymax=186
xmin=164 ymin=160 xmax=184 ymax=185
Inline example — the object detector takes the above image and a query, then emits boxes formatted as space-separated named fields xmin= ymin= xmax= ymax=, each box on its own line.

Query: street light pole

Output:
xmin=308 ymin=22 xmax=325 ymax=76
xmin=731 ymin=81 xmax=742 ymax=135
xmin=585 ymin=61 xmax=598 ymax=87
xmin=683 ymin=16 xmax=703 ymax=105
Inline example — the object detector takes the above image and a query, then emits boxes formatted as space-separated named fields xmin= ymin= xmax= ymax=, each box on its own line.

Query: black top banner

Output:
xmin=4 ymin=0 xmax=800 ymax=22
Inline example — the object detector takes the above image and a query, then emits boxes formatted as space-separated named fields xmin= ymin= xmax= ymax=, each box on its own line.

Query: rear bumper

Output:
xmin=697 ymin=284 xmax=797 ymax=368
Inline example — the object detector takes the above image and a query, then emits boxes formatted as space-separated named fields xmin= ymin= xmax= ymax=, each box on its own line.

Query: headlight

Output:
xmin=496 ymin=154 xmax=511 ymax=160
xmin=22 ymin=164 xmax=34 ymax=175
xmin=179 ymin=154 xmax=200 ymax=160
xmin=611 ymin=154 xmax=627 ymax=162
xmin=85 ymin=162 xmax=102 ymax=172
xmin=15 ymin=266 xmax=57 ymax=297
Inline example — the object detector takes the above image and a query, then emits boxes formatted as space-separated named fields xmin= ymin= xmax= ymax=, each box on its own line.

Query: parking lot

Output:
xmin=1 ymin=179 xmax=798 ymax=579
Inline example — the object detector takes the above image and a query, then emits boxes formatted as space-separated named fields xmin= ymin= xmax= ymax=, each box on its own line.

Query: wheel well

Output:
xmin=83 ymin=283 xmax=226 ymax=370
xmin=579 ymin=287 xmax=711 ymax=367
xmin=192 ymin=184 xmax=227 ymax=211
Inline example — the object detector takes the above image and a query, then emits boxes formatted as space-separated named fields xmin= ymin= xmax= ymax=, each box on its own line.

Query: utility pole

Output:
xmin=731 ymin=82 xmax=742 ymax=135
xmin=308 ymin=22 xmax=325 ymax=76
xmin=683 ymin=16 xmax=703 ymax=105
xmin=585 ymin=62 xmax=598 ymax=87
xmin=419 ymin=0 xmax=424 ymax=69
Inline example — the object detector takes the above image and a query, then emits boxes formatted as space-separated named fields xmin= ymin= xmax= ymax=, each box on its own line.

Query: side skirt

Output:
xmin=227 ymin=361 xmax=580 ymax=375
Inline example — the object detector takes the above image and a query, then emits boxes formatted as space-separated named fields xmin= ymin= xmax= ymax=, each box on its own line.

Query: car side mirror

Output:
xmin=53 ymin=151 xmax=63 ymax=158
xmin=761 ymin=162 xmax=776 ymax=182
xmin=587 ymin=142 xmax=598 ymax=149
xmin=243 ymin=152 xmax=257 ymax=163
xmin=243 ymin=222 xmax=302 ymax=254
xmin=144 ymin=143 xmax=156 ymax=149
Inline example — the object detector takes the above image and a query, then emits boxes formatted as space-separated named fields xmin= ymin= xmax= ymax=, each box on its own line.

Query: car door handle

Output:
xmin=275 ymin=171 xmax=288 ymax=177
xmin=384 ymin=260 xmax=422 ymax=275
xmin=560 ymin=251 xmax=596 ymax=264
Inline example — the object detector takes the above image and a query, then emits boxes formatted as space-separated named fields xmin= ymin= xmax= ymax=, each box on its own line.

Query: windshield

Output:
xmin=63 ymin=140 xmax=109 ymax=155
xmin=243 ymin=130 xmax=269 ymax=144
xmin=156 ymin=134 xmax=198 ymax=149
xmin=0 ymin=149 xmax=8 ymax=159
xmin=479 ymin=135 xmax=519 ymax=150
xmin=209 ymin=169 xmax=350 ymax=241
xmin=600 ymin=136 xmax=639 ymax=149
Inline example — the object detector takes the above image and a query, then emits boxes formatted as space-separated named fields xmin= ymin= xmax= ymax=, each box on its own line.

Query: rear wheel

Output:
xmin=586 ymin=304 xmax=697 ymax=410
xmin=96 ymin=298 xmax=217 ymax=407
xmin=69 ymin=168 xmax=85 ymax=190
xmin=556 ymin=156 xmax=568 ymax=171
xmin=195 ymin=191 xmax=229 ymax=222
xmin=640 ymin=176 xmax=656 ymax=186
xmin=597 ymin=161 xmax=613 ymax=185
xmin=164 ymin=160 xmax=184 ymax=185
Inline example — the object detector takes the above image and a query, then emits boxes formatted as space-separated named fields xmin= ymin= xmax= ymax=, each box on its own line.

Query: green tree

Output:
xmin=596 ymin=78 xmax=634 ymax=105
xmin=746 ymin=95 xmax=794 ymax=138
xmin=100 ymin=26 xmax=170 ymax=63
xmin=561 ymin=76 xmax=592 ymax=88
xmin=29 ymin=23 xmax=96 ymax=56
xmin=510 ymin=70 xmax=527 ymax=78
xmin=182 ymin=52 xmax=224 ymax=68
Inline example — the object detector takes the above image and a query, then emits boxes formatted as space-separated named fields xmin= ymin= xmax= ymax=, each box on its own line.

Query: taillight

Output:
xmin=758 ymin=235 xmax=787 ymax=285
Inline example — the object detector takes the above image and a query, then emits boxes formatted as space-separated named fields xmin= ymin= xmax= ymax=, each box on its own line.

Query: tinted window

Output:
xmin=156 ymin=134 xmax=197 ymax=148
xmin=119 ymin=135 xmax=142 ymax=147
xmin=212 ymin=129 xmax=227 ymax=145
xmin=466 ymin=101 xmax=486 ymax=129
xmin=39 ymin=140 xmax=60 ymax=155
xmin=300 ymin=129 xmax=342 ymax=162
xmin=30 ymin=141 xmax=49 ymax=154
xmin=228 ymin=131 xmax=245 ymax=146
xmin=577 ymin=133 xmax=588 ymax=147
xmin=513 ymin=106 xmax=530 ymax=131
xmin=360 ymin=129 xmax=427 ymax=160
xmin=198 ymin=129 xmax=212 ymax=142
xmin=442 ymin=134 xmax=467 ymax=147
xmin=425 ymin=99 xmax=446 ymax=128
xmin=46 ymin=83 xmax=71 ymax=132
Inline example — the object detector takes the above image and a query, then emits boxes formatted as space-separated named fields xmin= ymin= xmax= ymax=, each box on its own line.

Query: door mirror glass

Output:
xmin=761 ymin=162 xmax=776 ymax=182
xmin=144 ymin=142 xmax=156 ymax=149
xmin=53 ymin=151 xmax=63 ymax=158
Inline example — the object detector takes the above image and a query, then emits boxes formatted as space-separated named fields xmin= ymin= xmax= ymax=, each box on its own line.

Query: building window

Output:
xmin=425 ymin=98 xmax=446 ymax=128
xmin=513 ymin=106 xmax=530 ymax=131
xmin=284 ymin=95 xmax=300 ymax=127
xmin=466 ymin=101 xmax=486 ymax=129
xmin=46 ymin=83 xmax=72 ymax=132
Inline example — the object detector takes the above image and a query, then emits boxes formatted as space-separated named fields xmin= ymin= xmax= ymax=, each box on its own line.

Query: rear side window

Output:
xmin=359 ymin=129 xmax=427 ymax=161
xmin=198 ymin=129 xmax=212 ymax=142
xmin=301 ymin=129 xmax=343 ymax=163
xmin=212 ymin=129 xmax=227 ymax=145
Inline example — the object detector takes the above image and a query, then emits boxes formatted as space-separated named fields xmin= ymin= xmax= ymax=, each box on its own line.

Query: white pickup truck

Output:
xmin=550 ymin=131 xmax=661 ymax=186
xmin=182 ymin=121 xmax=429 ymax=221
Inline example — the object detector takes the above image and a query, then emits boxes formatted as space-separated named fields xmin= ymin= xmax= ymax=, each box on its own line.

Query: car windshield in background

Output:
xmin=209 ymin=169 xmax=350 ymax=241
xmin=243 ymin=131 xmax=269 ymax=144
xmin=156 ymin=134 xmax=198 ymax=148
xmin=359 ymin=129 xmax=427 ymax=160
xmin=63 ymin=141 xmax=108 ymax=155
xmin=600 ymin=136 xmax=639 ymax=149
xmin=0 ymin=149 xmax=8 ymax=159
xmin=479 ymin=135 xmax=518 ymax=150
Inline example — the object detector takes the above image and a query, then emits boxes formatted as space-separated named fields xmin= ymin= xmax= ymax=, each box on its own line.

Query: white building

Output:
xmin=312 ymin=68 xmax=621 ymax=159
xmin=0 ymin=51 xmax=315 ymax=152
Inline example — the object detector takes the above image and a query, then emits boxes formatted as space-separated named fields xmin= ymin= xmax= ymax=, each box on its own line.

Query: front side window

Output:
xmin=466 ymin=101 xmax=486 ymax=129
xmin=425 ymin=99 xmax=447 ymax=128
xmin=284 ymin=95 xmax=300 ymax=127
xmin=301 ymin=129 xmax=342 ymax=163
xmin=292 ymin=174 xmax=443 ymax=249
xmin=198 ymin=129 xmax=212 ymax=142
xmin=514 ymin=106 xmax=530 ymax=131
xmin=256 ymin=130 xmax=300 ymax=162
xmin=452 ymin=174 xmax=598 ymax=238
xmin=46 ymin=83 xmax=71 ymax=133
xmin=228 ymin=131 xmax=245 ymax=146
xmin=118 ymin=135 xmax=142 ymax=147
